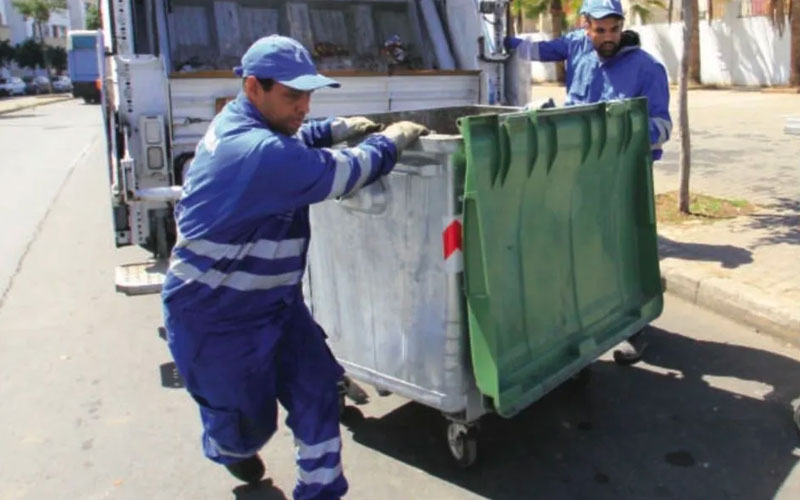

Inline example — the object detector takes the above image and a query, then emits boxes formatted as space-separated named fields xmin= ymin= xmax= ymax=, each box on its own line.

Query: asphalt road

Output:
xmin=0 ymin=99 xmax=101 ymax=301
xmin=1 ymin=101 xmax=800 ymax=499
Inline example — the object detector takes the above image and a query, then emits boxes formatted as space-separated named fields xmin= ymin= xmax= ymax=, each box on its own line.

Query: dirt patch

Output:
xmin=656 ymin=191 xmax=756 ymax=225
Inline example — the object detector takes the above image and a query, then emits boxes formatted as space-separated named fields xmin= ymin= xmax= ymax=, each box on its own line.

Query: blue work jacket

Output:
xmin=517 ymin=30 xmax=672 ymax=160
xmin=162 ymin=93 xmax=397 ymax=318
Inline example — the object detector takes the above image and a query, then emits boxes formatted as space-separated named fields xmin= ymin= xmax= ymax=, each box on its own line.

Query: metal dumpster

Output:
xmin=306 ymin=100 xmax=663 ymax=466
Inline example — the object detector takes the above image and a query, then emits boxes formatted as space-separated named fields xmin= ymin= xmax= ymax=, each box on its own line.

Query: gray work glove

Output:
xmin=524 ymin=97 xmax=556 ymax=111
xmin=331 ymin=116 xmax=383 ymax=143
xmin=380 ymin=121 xmax=429 ymax=151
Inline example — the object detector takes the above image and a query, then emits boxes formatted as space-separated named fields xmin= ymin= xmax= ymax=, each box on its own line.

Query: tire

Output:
xmin=793 ymin=403 xmax=800 ymax=438
xmin=446 ymin=422 xmax=478 ymax=468
xmin=570 ymin=365 xmax=592 ymax=386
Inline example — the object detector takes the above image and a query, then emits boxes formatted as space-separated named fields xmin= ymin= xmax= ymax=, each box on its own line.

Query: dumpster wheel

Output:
xmin=793 ymin=402 xmax=800 ymax=437
xmin=446 ymin=422 xmax=478 ymax=467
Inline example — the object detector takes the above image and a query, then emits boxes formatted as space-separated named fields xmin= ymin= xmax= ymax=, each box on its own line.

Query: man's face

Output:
xmin=245 ymin=77 xmax=312 ymax=135
xmin=586 ymin=16 xmax=624 ymax=59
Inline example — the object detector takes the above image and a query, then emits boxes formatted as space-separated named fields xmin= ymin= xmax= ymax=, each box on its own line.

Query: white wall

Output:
xmin=524 ymin=16 xmax=792 ymax=87
xmin=67 ymin=0 xmax=86 ymax=30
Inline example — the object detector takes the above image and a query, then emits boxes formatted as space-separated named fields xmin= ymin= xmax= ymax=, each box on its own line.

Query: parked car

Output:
xmin=31 ymin=76 xmax=51 ymax=94
xmin=22 ymin=76 xmax=37 ymax=95
xmin=52 ymin=76 xmax=72 ymax=93
xmin=0 ymin=77 xmax=26 ymax=97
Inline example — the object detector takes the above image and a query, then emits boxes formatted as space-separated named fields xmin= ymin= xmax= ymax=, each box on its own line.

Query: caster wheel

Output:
xmin=793 ymin=402 xmax=800 ymax=438
xmin=570 ymin=366 xmax=592 ymax=386
xmin=337 ymin=392 xmax=346 ymax=419
xmin=446 ymin=422 xmax=478 ymax=468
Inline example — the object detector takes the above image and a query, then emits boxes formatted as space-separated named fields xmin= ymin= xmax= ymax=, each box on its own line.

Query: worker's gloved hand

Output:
xmin=504 ymin=36 xmax=523 ymax=51
xmin=331 ymin=116 xmax=383 ymax=143
xmin=380 ymin=121 xmax=429 ymax=151
xmin=523 ymin=97 xmax=556 ymax=111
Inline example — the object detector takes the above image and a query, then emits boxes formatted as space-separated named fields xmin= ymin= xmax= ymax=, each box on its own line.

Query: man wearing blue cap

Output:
xmin=506 ymin=0 xmax=670 ymax=161
xmin=506 ymin=0 xmax=671 ymax=364
xmin=162 ymin=35 xmax=427 ymax=498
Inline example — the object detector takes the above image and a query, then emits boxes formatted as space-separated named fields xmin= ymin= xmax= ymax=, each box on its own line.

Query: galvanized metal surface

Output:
xmin=307 ymin=106 xmax=517 ymax=416
xmin=165 ymin=0 xmax=442 ymax=73
xmin=167 ymin=74 xmax=481 ymax=155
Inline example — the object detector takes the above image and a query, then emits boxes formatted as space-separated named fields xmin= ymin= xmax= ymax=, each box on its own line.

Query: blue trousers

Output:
xmin=164 ymin=299 xmax=347 ymax=500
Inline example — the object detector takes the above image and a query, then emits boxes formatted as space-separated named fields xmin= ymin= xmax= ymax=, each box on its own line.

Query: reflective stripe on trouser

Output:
xmin=163 ymin=299 xmax=347 ymax=499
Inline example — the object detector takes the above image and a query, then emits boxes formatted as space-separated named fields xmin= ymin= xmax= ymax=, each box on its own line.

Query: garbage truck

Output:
xmin=98 ymin=0 xmax=663 ymax=467
xmin=67 ymin=30 xmax=103 ymax=103
xmin=98 ymin=0 xmax=530 ymax=290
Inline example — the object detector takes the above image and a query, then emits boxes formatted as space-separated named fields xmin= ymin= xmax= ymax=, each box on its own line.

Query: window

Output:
xmin=70 ymin=34 xmax=97 ymax=50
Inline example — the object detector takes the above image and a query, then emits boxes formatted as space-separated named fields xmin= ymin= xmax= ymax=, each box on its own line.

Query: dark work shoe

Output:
xmin=613 ymin=331 xmax=648 ymax=365
xmin=224 ymin=455 xmax=265 ymax=484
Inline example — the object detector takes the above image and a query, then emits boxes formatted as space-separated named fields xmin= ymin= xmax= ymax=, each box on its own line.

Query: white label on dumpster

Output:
xmin=442 ymin=216 xmax=463 ymax=273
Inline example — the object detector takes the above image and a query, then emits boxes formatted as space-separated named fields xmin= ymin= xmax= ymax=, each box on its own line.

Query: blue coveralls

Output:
xmin=162 ymin=93 xmax=398 ymax=500
xmin=516 ymin=30 xmax=672 ymax=160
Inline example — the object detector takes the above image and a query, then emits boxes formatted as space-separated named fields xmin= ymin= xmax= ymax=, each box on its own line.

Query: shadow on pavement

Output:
xmin=747 ymin=198 xmax=800 ymax=247
xmin=343 ymin=326 xmax=800 ymax=499
xmin=658 ymin=235 xmax=753 ymax=269
xmin=233 ymin=479 xmax=289 ymax=499
xmin=0 ymin=113 xmax=37 ymax=119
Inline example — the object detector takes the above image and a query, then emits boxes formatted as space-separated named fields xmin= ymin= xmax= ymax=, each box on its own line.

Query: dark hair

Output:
xmin=242 ymin=77 xmax=275 ymax=91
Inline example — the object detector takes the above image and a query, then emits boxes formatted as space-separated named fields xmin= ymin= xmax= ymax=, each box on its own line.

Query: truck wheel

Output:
xmin=446 ymin=422 xmax=478 ymax=468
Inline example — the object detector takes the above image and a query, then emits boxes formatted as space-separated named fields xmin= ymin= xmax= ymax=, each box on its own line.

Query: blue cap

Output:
xmin=581 ymin=0 xmax=624 ymax=18
xmin=233 ymin=35 xmax=340 ymax=90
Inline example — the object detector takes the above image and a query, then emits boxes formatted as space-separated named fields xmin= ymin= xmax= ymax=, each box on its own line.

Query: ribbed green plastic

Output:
xmin=459 ymin=99 xmax=663 ymax=417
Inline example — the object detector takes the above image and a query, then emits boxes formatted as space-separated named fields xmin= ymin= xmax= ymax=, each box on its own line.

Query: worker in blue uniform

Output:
xmin=505 ymin=0 xmax=671 ymax=363
xmin=161 ymin=35 xmax=427 ymax=499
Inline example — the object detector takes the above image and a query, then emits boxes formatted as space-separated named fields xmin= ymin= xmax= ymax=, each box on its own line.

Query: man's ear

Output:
xmin=243 ymin=76 xmax=260 ymax=100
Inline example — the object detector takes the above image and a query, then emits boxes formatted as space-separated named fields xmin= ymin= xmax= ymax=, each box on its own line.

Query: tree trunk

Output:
xmin=678 ymin=0 xmax=693 ymax=214
xmin=36 ymin=22 xmax=54 ymax=92
xmin=689 ymin=0 xmax=701 ymax=84
xmin=791 ymin=0 xmax=800 ymax=87
xmin=551 ymin=0 xmax=565 ymax=83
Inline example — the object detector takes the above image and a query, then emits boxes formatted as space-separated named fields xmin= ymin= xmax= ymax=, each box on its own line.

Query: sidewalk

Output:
xmin=531 ymin=86 xmax=800 ymax=344
xmin=0 ymin=94 xmax=75 ymax=115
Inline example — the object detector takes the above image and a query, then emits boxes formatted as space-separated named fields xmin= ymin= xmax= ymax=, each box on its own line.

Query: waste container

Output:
xmin=306 ymin=100 xmax=663 ymax=467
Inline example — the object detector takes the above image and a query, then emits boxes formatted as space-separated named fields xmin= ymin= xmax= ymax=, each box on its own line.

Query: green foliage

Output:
xmin=15 ymin=38 xmax=44 ymax=69
xmin=513 ymin=0 xmax=670 ymax=31
xmin=0 ymin=40 xmax=16 ymax=68
xmin=629 ymin=0 xmax=668 ymax=24
xmin=86 ymin=4 xmax=101 ymax=30
xmin=46 ymin=45 xmax=67 ymax=72
xmin=11 ymin=0 xmax=67 ymax=24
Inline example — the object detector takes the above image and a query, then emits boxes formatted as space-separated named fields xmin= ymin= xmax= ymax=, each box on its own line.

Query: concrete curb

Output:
xmin=662 ymin=267 xmax=800 ymax=346
xmin=0 ymin=96 xmax=75 ymax=116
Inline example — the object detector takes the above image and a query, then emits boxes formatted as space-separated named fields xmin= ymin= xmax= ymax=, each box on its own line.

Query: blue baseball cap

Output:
xmin=581 ymin=0 xmax=624 ymax=19
xmin=233 ymin=35 xmax=340 ymax=90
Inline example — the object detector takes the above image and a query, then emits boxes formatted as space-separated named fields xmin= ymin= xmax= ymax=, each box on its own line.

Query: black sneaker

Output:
xmin=613 ymin=331 xmax=648 ymax=365
xmin=224 ymin=455 xmax=265 ymax=484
